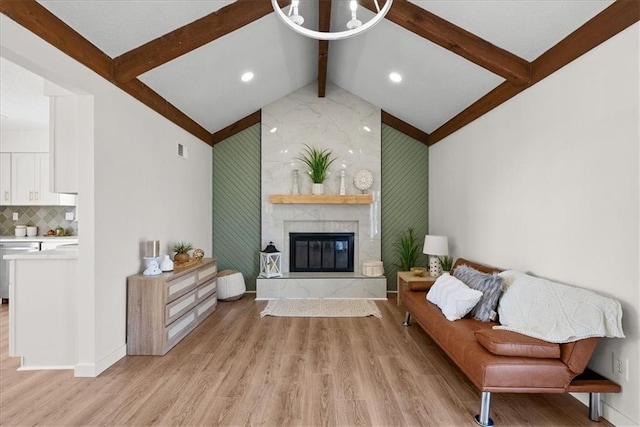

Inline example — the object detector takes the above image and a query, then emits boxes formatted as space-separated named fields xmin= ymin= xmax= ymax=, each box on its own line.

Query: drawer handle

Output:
xmin=35 ymin=191 xmax=39 ymax=200
xmin=4 ymin=191 xmax=8 ymax=201
xmin=29 ymin=191 xmax=33 ymax=201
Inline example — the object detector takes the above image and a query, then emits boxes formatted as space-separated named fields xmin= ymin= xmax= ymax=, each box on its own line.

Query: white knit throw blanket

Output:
xmin=495 ymin=271 xmax=625 ymax=343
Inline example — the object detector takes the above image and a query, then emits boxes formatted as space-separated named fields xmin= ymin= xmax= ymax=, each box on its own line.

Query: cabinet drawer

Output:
xmin=196 ymin=279 xmax=217 ymax=303
xmin=166 ymin=272 xmax=197 ymax=302
xmin=165 ymin=288 xmax=197 ymax=325
xmin=198 ymin=263 xmax=217 ymax=284
xmin=196 ymin=294 xmax=217 ymax=322
xmin=165 ymin=309 xmax=197 ymax=352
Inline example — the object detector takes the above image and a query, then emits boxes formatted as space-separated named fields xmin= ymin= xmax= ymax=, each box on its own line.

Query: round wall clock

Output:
xmin=353 ymin=169 xmax=373 ymax=193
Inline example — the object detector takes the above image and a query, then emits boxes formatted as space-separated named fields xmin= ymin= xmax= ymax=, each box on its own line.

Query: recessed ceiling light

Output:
xmin=363 ymin=126 xmax=371 ymax=132
xmin=389 ymin=72 xmax=402 ymax=83
xmin=241 ymin=72 xmax=254 ymax=82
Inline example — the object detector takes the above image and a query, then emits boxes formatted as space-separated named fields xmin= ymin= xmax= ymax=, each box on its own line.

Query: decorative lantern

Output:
xmin=259 ymin=241 xmax=282 ymax=278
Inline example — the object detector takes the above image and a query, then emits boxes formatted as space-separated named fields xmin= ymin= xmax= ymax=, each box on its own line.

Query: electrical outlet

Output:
xmin=65 ymin=212 xmax=74 ymax=221
xmin=612 ymin=352 xmax=630 ymax=382
xmin=12 ymin=212 xmax=18 ymax=220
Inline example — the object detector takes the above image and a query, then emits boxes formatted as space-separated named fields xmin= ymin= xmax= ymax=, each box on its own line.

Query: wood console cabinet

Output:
xmin=127 ymin=258 xmax=218 ymax=355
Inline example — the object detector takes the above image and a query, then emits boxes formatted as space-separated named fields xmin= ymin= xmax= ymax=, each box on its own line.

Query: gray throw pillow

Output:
xmin=453 ymin=265 xmax=503 ymax=322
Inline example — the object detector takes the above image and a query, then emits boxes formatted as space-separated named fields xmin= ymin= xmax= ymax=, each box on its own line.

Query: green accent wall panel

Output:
xmin=381 ymin=124 xmax=429 ymax=291
xmin=212 ymin=124 xmax=261 ymax=291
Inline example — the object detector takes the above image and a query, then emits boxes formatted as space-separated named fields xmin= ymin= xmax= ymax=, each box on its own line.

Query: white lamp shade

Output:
xmin=423 ymin=235 xmax=449 ymax=256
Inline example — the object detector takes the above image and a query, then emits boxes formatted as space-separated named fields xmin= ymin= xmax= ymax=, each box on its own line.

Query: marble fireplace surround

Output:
xmin=257 ymin=84 xmax=386 ymax=299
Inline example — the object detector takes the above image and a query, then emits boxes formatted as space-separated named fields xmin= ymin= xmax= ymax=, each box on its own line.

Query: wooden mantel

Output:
xmin=269 ymin=194 xmax=373 ymax=204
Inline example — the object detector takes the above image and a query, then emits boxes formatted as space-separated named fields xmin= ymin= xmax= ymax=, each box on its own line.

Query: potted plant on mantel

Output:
xmin=173 ymin=241 xmax=194 ymax=264
xmin=297 ymin=144 xmax=336 ymax=195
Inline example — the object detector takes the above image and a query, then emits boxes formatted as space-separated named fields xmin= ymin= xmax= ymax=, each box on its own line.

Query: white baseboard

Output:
xmin=18 ymin=365 xmax=74 ymax=371
xmin=570 ymin=392 xmax=636 ymax=426
xmin=74 ymin=344 xmax=126 ymax=377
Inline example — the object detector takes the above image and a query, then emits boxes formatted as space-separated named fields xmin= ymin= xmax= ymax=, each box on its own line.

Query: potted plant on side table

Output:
xmin=395 ymin=228 xmax=421 ymax=274
xmin=297 ymin=144 xmax=336 ymax=195
xmin=173 ymin=241 xmax=194 ymax=264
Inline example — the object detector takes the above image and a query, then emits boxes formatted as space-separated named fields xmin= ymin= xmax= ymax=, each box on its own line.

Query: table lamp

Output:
xmin=423 ymin=235 xmax=449 ymax=277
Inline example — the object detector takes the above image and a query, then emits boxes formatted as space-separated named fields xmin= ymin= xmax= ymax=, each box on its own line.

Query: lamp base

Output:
xmin=429 ymin=256 xmax=442 ymax=278
xmin=143 ymin=257 xmax=162 ymax=276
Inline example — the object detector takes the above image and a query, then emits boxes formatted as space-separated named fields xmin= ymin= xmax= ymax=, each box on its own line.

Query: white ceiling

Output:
xmin=3 ymin=0 xmax=615 ymax=137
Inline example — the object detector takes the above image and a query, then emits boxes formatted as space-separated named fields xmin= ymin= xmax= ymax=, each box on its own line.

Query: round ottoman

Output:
xmin=217 ymin=270 xmax=246 ymax=301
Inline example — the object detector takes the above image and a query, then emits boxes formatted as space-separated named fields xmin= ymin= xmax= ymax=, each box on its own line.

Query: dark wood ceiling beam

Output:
xmin=113 ymin=0 xmax=280 ymax=82
xmin=317 ymin=0 xmax=332 ymax=97
xmin=428 ymin=0 xmax=639 ymax=145
xmin=361 ymin=0 xmax=531 ymax=84
xmin=0 ymin=0 xmax=112 ymax=79
xmin=530 ymin=0 xmax=639 ymax=84
xmin=382 ymin=111 xmax=429 ymax=145
xmin=212 ymin=111 xmax=261 ymax=145
xmin=0 ymin=0 xmax=213 ymax=145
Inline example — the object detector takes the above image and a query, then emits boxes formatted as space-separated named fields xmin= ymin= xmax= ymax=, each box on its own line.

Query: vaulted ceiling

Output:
xmin=0 ymin=0 xmax=637 ymax=146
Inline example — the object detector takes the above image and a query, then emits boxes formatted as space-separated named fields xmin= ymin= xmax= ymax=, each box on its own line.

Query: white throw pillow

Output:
xmin=427 ymin=273 xmax=483 ymax=321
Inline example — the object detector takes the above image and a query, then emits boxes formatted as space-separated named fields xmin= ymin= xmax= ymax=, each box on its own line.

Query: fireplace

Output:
xmin=290 ymin=232 xmax=355 ymax=272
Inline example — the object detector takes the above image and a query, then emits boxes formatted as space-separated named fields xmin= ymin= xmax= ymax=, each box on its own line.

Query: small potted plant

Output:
xmin=297 ymin=144 xmax=336 ymax=195
xmin=439 ymin=255 xmax=454 ymax=274
xmin=173 ymin=241 xmax=194 ymax=264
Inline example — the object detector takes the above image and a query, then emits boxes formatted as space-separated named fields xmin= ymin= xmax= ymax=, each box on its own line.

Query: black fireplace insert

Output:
xmin=289 ymin=232 xmax=354 ymax=273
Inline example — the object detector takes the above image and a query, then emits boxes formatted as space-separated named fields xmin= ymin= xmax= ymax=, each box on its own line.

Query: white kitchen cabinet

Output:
xmin=0 ymin=153 xmax=11 ymax=204
xmin=11 ymin=153 xmax=58 ymax=205
xmin=49 ymin=95 xmax=79 ymax=194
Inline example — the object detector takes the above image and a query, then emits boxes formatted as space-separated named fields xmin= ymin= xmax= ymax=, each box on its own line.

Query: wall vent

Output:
xmin=177 ymin=142 xmax=189 ymax=159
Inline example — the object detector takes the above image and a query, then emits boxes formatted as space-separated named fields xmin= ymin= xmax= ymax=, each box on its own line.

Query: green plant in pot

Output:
xmin=394 ymin=228 xmax=419 ymax=272
xmin=297 ymin=144 xmax=336 ymax=195
xmin=173 ymin=241 xmax=194 ymax=264
xmin=439 ymin=255 xmax=453 ymax=273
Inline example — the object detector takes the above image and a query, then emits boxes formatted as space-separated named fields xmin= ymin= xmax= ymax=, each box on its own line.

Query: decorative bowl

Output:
xmin=410 ymin=267 xmax=427 ymax=277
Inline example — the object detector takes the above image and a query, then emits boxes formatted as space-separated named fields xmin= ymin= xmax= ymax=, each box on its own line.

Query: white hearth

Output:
xmin=258 ymin=84 xmax=385 ymax=299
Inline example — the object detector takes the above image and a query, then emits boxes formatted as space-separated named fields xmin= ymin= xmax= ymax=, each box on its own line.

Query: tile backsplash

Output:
xmin=0 ymin=206 xmax=78 ymax=236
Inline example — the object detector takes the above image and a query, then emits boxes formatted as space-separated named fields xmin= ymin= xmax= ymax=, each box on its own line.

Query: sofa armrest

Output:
xmin=475 ymin=329 xmax=560 ymax=359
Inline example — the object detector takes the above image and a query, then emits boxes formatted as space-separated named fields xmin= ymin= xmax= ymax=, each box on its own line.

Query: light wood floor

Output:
xmin=0 ymin=296 xmax=611 ymax=426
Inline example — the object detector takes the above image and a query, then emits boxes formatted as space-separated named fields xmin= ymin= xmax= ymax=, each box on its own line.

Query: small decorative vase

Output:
xmin=174 ymin=252 xmax=190 ymax=264
xmin=339 ymin=170 xmax=346 ymax=195
xmin=312 ymin=183 xmax=324 ymax=195
xmin=291 ymin=170 xmax=299 ymax=195
xmin=160 ymin=255 xmax=174 ymax=272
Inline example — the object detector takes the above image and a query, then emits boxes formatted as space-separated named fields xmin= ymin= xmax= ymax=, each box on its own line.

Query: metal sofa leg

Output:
xmin=589 ymin=392 xmax=602 ymax=421
xmin=402 ymin=311 xmax=411 ymax=326
xmin=474 ymin=391 xmax=494 ymax=426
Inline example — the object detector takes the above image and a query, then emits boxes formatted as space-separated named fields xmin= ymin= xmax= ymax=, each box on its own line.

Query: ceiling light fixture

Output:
xmin=241 ymin=72 xmax=254 ymax=82
xmin=272 ymin=0 xmax=393 ymax=41
xmin=389 ymin=72 xmax=402 ymax=83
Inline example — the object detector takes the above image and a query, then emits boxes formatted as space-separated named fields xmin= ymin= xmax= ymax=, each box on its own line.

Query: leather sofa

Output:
xmin=400 ymin=258 xmax=621 ymax=426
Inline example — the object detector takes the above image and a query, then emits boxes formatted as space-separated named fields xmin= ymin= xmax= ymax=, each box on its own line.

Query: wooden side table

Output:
xmin=397 ymin=271 xmax=436 ymax=306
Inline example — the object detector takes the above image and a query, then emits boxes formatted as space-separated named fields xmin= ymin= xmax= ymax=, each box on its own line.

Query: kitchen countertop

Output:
xmin=3 ymin=246 xmax=78 ymax=260
xmin=0 ymin=235 xmax=78 ymax=243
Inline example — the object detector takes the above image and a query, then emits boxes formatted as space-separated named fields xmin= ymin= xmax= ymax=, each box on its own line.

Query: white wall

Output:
xmin=429 ymin=23 xmax=639 ymax=425
xmin=1 ymin=16 xmax=213 ymax=375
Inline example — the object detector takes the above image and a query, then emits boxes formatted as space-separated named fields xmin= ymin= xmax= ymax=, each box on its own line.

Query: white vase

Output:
xmin=312 ymin=183 xmax=324 ymax=195
xmin=291 ymin=170 xmax=299 ymax=195
xmin=160 ymin=254 xmax=174 ymax=272
xmin=339 ymin=170 xmax=346 ymax=195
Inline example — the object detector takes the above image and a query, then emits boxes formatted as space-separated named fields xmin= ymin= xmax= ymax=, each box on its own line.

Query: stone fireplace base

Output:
xmin=256 ymin=273 xmax=387 ymax=300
